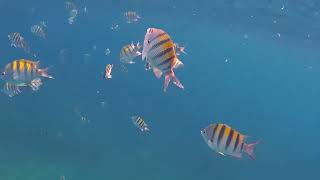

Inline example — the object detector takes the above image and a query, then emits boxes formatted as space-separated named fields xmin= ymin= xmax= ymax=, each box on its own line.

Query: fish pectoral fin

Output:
xmin=29 ymin=78 xmax=43 ymax=91
xmin=152 ymin=68 xmax=162 ymax=79
xmin=217 ymin=152 xmax=226 ymax=156
xmin=2 ymin=83 xmax=21 ymax=97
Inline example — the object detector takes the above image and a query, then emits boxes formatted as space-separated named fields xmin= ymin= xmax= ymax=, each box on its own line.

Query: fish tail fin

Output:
xmin=37 ymin=66 xmax=54 ymax=79
xmin=106 ymin=74 xmax=112 ymax=79
xmin=144 ymin=126 xmax=150 ymax=132
xmin=164 ymin=70 xmax=184 ymax=92
xmin=174 ymin=58 xmax=184 ymax=69
xmin=244 ymin=139 xmax=261 ymax=160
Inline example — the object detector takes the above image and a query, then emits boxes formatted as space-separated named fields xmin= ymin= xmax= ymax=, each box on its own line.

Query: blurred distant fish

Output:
xmin=120 ymin=42 xmax=141 ymax=64
xmin=124 ymin=11 xmax=141 ymax=23
xmin=201 ymin=123 xmax=260 ymax=160
xmin=174 ymin=43 xmax=187 ymax=56
xmin=104 ymin=64 xmax=113 ymax=79
xmin=8 ymin=32 xmax=35 ymax=56
xmin=60 ymin=176 xmax=66 ymax=180
xmin=65 ymin=1 xmax=76 ymax=10
xmin=68 ymin=9 xmax=78 ymax=24
xmin=105 ymin=48 xmax=111 ymax=56
xmin=0 ymin=59 xmax=53 ymax=97
xmin=39 ymin=20 xmax=48 ymax=27
xmin=142 ymin=28 xmax=184 ymax=92
xmin=131 ymin=115 xmax=149 ymax=132
xmin=30 ymin=24 xmax=46 ymax=38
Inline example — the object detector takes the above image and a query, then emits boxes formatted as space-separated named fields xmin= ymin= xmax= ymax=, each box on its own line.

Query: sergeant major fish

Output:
xmin=124 ymin=11 xmax=141 ymax=23
xmin=0 ymin=59 xmax=53 ymax=97
xmin=8 ymin=32 xmax=31 ymax=53
xmin=131 ymin=115 xmax=149 ymax=132
xmin=142 ymin=28 xmax=184 ymax=92
xmin=31 ymin=24 xmax=46 ymax=38
xmin=201 ymin=123 xmax=260 ymax=160
xmin=120 ymin=42 xmax=141 ymax=64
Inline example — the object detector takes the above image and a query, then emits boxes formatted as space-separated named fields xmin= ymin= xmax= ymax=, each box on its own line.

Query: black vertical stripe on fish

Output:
xmin=225 ymin=129 xmax=234 ymax=150
xmin=152 ymin=47 xmax=173 ymax=59
xmin=139 ymin=118 xmax=144 ymax=127
xmin=157 ymin=55 xmax=174 ymax=67
xmin=210 ymin=125 xmax=219 ymax=143
xmin=129 ymin=45 xmax=134 ymax=54
xmin=149 ymin=32 xmax=167 ymax=43
xmin=233 ymin=133 xmax=240 ymax=152
xmin=240 ymin=142 xmax=244 ymax=152
xmin=149 ymin=38 xmax=170 ymax=52
xmin=217 ymin=125 xmax=226 ymax=147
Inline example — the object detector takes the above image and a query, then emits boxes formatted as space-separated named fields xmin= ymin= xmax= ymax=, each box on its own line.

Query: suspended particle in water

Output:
xmin=105 ymin=48 xmax=111 ymax=55
xmin=110 ymin=23 xmax=119 ymax=31
xmin=243 ymin=34 xmax=249 ymax=39
xmin=92 ymin=45 xmax=97 ymax=51
xmin=57 ymin=131 xmax=63 ymax=138
xmin=277 ymin=33 xmax=281 ymax=38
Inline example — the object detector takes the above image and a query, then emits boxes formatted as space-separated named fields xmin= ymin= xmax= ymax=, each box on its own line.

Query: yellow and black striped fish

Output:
xmin=142 ymin=28 xmax=184 ymax=92
xmin=131 ymin=115 xmax=149 ymax=132
xmin=201 ymin=123 xmax=259 ymax=160
xmin=119 ymin=42 xmax=141 ymax=64
xmin=1 ymin=59 xmax=53 ymax=97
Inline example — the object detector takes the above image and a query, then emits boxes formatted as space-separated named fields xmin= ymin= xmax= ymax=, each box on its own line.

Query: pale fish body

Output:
xmin=104 ymin=64 xmax=113 ymax=79
xmin=120 ymin=42 xmax=141 ymax=64
xmin=31 ymin=25 xmax=46 ymax=38
xmin=124 ymin=11 xmax=141 ymax=23
xmin=201 ymin=123 xmax=260 ymax=160
xmin=142 ymin=28 xmax=184 ymax=92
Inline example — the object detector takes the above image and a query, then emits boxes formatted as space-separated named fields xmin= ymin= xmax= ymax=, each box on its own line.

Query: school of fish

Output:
xmin=2 ymin=5 xmax=261 ymax=180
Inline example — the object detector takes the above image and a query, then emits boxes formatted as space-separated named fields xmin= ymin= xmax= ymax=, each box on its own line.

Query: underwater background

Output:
xmin=0 ymin=0 xmax=319 ymax=179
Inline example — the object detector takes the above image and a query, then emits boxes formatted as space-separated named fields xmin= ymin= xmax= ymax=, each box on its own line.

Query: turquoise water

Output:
xmin=0 ymin=0 xmax=319 ymax=179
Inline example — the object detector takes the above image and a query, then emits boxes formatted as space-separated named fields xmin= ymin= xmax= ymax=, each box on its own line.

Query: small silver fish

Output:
xmin=131 ymin=115 xmax=149 ymax=132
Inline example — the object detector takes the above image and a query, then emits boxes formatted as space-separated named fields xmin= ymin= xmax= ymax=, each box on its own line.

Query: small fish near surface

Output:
xmin=142 ymin=28 xmax=184 ymax=92
xmin=124 ymin=11 xmax=141 ymax=23
xmin=0 ymin=59 xmax=54 ymax=97
xmin=30 ymin=24 xmax=46 ymax=38
xmin=131 ymin=115 xmax=150 ymax=132
xmin=104 ymin=64 xmax=113 ymax=79
xmin=201 ymin=123 xmax=260 ymax=160
xmin=120 ymin=42 xmax=141 ymax=64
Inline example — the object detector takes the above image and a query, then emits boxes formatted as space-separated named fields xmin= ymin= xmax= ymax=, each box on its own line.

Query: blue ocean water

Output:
xmin=0 ymin=0 xmax=319 ymax=179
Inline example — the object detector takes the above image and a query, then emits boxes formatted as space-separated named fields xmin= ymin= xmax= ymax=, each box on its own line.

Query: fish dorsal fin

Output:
xmin=153 ymin=68 xmax=162 ymax=79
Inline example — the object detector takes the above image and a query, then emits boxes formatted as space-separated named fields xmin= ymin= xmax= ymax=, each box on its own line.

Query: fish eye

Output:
xmin=1 ymin=72 xmax=5 ymax=76
xmin=203 ymin=130 xmax=206 ymax=134
xmin=147 ymin=40 xmax=150 ymax=44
